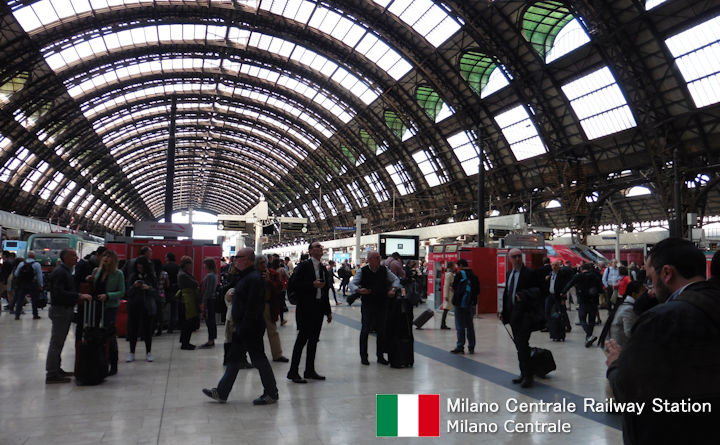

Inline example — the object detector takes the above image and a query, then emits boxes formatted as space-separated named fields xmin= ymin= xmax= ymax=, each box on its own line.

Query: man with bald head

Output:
xmin=500 ymin=248 xmax=542 ymax=388
xmin=350 ymin=250 xmax=402 ymax=366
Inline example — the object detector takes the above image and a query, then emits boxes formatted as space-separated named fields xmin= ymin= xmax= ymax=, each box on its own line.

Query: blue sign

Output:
xmin=334 ymin=226 xmax=356 ymax=231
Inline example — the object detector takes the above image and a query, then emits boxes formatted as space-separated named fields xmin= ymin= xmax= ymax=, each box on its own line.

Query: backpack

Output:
xmin=452 ymin=270 xmax=479 ymax=307
xmin=17 ymin=262 xmax=36 ymax=287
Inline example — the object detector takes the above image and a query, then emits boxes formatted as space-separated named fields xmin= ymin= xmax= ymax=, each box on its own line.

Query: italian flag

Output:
xmin=376 ymin=394 xmax=440 ymax=437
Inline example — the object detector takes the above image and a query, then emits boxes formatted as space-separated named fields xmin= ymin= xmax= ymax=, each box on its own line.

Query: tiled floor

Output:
xmin=0 ymin=300 xmax=622 ymax=444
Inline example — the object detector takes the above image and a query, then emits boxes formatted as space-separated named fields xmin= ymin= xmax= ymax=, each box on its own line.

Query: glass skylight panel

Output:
xmin=364 ymin=172 xmax=389 ymax=202
xmin=625 ymin=186 xmax=651 ymax=197
xmin=385 ymin=162 xmax=415 ymax=196
xmin=545 ymin=18 xmax=591 ymax=63
xmin=435 ymin=103 xmax=455 ymax=122
xmin=302 ymin=203 xmax=316 ymax=223
xmin=483 ymin=67 xmax=510 ymax=98
xmin=334 ymin=189 xmax=352 ymax=212
xmin=40 ymin=171 xmax=64 ymax=200
xmin=21 ymin=161 xmax=49 ymax=192
xmin=311 ymin=198 xmax=327 ymax=219
xmin=561 ymin=66 xmax=637 ymax=139
xmin=378 ymin=0 xmax=462 ymax=47
xmin=355 ymin=33 xmax=412 ymax=80
xmin=665 ymin=15 xmax=720 ymax=108
xmin=493 ymin=105 xmax=548 ymax=161
xmin=646 ymin=0 xmax=668 ymax=10
xmin=412 ymin=150 xmax=444 ymax=187
xmin=348 ymin=180 xmax=369 ymax=207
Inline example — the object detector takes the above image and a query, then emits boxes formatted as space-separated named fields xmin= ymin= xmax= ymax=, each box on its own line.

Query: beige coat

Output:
xmin=443 ymin=270 xmax=455 ymax=311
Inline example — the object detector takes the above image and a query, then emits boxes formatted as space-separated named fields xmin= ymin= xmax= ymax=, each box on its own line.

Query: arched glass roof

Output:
xmin=0 ymin=0 xmax=718 ymax=240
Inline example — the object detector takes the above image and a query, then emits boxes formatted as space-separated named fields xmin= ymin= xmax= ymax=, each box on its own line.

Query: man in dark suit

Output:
xmin=544 ymin=260 xmax=573 ymax=321
xmin=500 ymin=248 xmax=541 ymax=388
xmin=287 ymin=241 xmax=332 ymax=383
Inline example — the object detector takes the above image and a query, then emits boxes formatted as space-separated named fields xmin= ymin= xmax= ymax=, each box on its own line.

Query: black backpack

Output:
xmin=17 ymin=262 xmax=36 ymax=286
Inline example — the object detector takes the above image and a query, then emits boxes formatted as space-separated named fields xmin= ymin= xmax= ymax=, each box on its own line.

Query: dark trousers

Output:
xmin=14 ymin=287 xmax=39 ymax=317
xmin=545 ymin=294 xmax=559 ymax=322
xmin=127 ymin=303 xmax=153 ymax=354
xmin=204 ymin=298 xmax=217 ymax=342
xmin=180 ymin=317 xmax=197 ymax=347
xmin=510 ymin=314 xmax=534 ymax=379
xmin=330 ymin=285 xmax=338 ymax=304
xmin=360 ymin=303 xmax=387 ymax=360
xmin=340 ymin=278 xmax=350 ymax=295
xmin=289 ymin=313 xmax=324 ymax=375
xmin=168 ymin=291 xmax=179 ymax=332
xmin=441 ymin=309 xmax=449 ymax=327
xmin=218 ymin=330 xmax=277 ymax=400
xmin=578 ymin=303 xmax=598 ymax=338
xmin=103 ymin=307 xmax=118 ymax=366
xmin=455 ymin=306 xmax=475 ymax=350
xmin=155 ymin=297 xmax=164 ymax=334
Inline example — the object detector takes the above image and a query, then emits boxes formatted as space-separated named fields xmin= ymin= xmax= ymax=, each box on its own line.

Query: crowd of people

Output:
xmin=2 ymin=238 xmax=720 ymax=442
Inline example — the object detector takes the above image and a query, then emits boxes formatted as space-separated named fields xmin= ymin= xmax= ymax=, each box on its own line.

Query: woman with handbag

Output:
xmin=177 ymin=256 xmax=201 ymax=350
xmin=126 ymin=256 xmax=157 ymax=362
xmin=93 ymin=250 xmax=125 ymax=375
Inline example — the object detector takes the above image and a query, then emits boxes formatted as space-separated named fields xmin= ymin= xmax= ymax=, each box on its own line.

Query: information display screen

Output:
xmin=378 ymin=235 xmax=420 ymax=260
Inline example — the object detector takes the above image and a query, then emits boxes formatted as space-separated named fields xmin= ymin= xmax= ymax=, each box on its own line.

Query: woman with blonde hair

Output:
xmin=93 ymin=249 xmax=125 ymax=375
xmin=178 ymin=256 xmax=201 ymax=350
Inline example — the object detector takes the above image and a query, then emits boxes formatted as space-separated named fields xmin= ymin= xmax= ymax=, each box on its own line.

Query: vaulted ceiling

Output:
xmin=1 ymin=0 xmax=719 ymax=242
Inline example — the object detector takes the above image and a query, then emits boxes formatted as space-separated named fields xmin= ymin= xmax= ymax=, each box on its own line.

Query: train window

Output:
xmin=30 ymin=237 xmax=69 ymax=251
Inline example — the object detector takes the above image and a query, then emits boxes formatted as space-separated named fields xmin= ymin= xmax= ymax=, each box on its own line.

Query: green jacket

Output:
xmin=93 ymin=269 xmax=126 ymax=309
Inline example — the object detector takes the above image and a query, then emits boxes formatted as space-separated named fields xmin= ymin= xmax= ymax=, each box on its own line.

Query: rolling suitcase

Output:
xmin=413 ymin=309 xmax=434 ymax=329
xmin=530 ymin=347 xmax=556 ymax=378
xmin=548 ymin=303 xmax=567 ymax=341
xmin=76 ymin=300 xmax=110 ymax=386
xmin=388 ymin=298 xmax=414 ymax=368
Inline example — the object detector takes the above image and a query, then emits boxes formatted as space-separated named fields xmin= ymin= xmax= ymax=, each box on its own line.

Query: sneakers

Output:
xmin=146 ymin=353 xmax=154 ymax=362
xmin=126 ymin=353 xmax=135 ymax=362
xmin=202 ymin=388 xmax=226 ymax=404
xmin=46 ymin=375 xmax=72 ymax=384
xmin=585 ymin=336 xmax=598 ymax=348
xmin=59 ymin=368 xmax=74 ymax=377
xmin=252 ymin=393 xmax=279 ymax=405
xmin=272 ymin=356 xmax=289 ymax=363
xmin=198 ymin=342 xmax=215 ymax=349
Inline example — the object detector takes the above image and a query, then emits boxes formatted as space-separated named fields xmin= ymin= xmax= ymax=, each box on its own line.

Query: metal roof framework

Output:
xmin=0 ymin=0 xmax=718 ymax=243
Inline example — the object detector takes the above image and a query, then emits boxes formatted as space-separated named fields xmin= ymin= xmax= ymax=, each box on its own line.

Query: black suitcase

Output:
xmin=530 ymin=347 xmax=556 ymax=378
xmin=388 ymin=298 xmax=414 ymax=368
xmin=76 ymin=300 xmax=110 ymax=386
xmin=413 ymin=309 xmax=434 ymax=329
xmin=548 ymin=303 xmax=568 ymax=341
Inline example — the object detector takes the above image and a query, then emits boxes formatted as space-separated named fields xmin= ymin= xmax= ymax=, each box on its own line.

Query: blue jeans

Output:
xmin=455 ymin=306 xmax=475 ymax=350
xmin=578 ymin=303 xmax=598 ymax=338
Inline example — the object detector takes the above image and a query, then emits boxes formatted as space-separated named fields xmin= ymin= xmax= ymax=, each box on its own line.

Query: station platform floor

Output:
xmin=0 ymin=298 xmax=622 ymax=445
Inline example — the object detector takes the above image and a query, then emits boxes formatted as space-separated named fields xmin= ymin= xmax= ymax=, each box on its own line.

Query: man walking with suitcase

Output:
xmin=349 ymin=250 xmax=401 ymax=366
xmin=500 ymin=249 xmax=542 ymax=388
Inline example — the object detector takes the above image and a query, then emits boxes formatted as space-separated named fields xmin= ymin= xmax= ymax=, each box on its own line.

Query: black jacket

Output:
xmin=49 ymin=263 xmax=80 ymax=307
xmin=290 ymin=259 xmax=332 ymax=321
xmin=563 ymin=271 xmax=603 ymax=305
xmin=607 ymin=281 xmax=720 ymax=445
xmin=501 ymin=266 xmax=540 ymax=325
xmin=231 ymin=266 xmax=266 ymax=335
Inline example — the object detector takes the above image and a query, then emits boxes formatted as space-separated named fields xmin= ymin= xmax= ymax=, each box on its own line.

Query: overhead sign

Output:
xmin=134 ymin=221 xmax=193 ymax=237
xmin=334 ymin=226 xmax=356 ymax=231
xmin=218 ymin=220 xmax=247 ymax=231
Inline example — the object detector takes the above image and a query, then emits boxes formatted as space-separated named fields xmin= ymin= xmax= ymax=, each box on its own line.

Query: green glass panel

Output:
xmin=521 ymin=1 xmax=573 ymax=59
xmin=416 ymin=85 xmax=443 ymax=121
xmin=341 ymin=145 xmax=356 ymax=164
xmin=327 ymin=157 xmax=340 ymax=174
xmin=459 ymin=51 xmax=496 ymax=95
xmin=384 ymin=110 xmax=407 ymax=140
xmin=360 ymin=129 xmax=377 ymax=154
xmin=0 ymin=72 xmax=29 ymax=96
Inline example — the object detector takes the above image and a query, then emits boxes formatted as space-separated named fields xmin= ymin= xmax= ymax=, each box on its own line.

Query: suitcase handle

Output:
xmin=83 ymin=299 xmax=104 ymax=328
